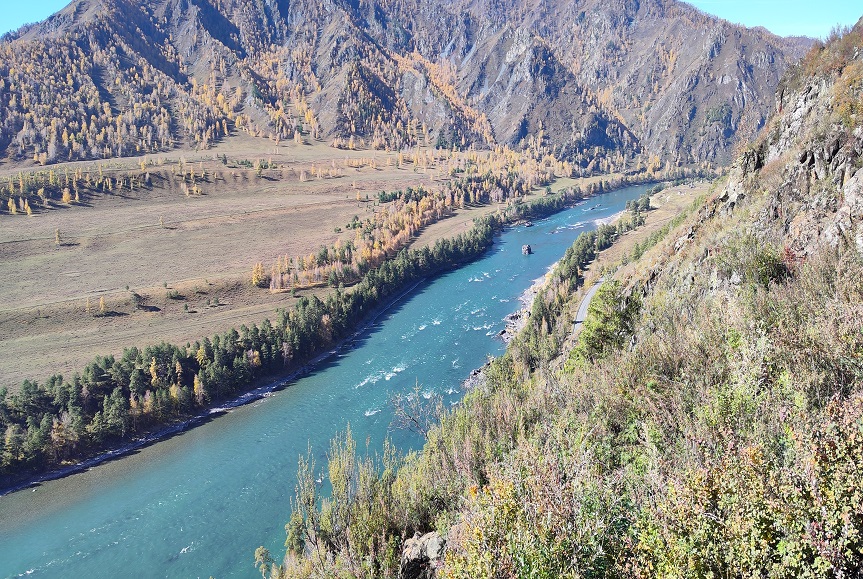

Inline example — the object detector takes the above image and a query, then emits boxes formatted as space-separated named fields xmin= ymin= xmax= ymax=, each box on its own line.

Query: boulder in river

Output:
xmin=522 ymin=244 xmax=532 ymax=255
xmin=401 ymin=531 xmax=446 ymax=579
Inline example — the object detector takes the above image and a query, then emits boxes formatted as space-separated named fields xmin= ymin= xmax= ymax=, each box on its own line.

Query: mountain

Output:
xmin=0 ymin=0 xmax=808 ymax=171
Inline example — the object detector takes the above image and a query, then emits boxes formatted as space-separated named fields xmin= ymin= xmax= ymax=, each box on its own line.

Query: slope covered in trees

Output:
xmin=261 ymin=20 xmax=863 ymax=578
xmin=0 ymin=0 xmax=807 ymax=170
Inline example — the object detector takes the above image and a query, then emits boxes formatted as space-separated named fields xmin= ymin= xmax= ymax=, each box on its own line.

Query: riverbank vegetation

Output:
xmin=264 ymin=161 xmax=863 ymax=577
xmin=0 ymin=166 xmax=680 ymax=488
xmin=0 ymin=208 xmax=499 ymax=485
xmin=259 ymin=185 xmax=666 ymax=578
xmin=255 ymin=156 xmax=681 ymax=294
xmin=1 ymin=139 xmax=714 ymax=393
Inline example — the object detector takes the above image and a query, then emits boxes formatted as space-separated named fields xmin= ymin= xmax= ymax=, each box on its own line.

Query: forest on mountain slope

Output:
xmin=257 ymin=20 xmax=863 ymax=578
xmin=0 ymin=0 xmax=807 ymax=174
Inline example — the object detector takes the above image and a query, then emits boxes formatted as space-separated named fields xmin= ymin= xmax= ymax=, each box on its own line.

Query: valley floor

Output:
xmin=0 ymin=139 xmax=596 ymax=388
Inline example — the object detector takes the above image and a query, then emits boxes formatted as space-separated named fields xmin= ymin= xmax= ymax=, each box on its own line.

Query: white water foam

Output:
xmin=354 ymin=375 xmax=374 ymax=389
xmin=385 ymin=364 xmax=406 ymax=381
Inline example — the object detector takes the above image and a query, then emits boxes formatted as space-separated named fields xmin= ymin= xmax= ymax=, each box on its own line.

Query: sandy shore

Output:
xmin=597 ymin=210 xmax=626 ymax=226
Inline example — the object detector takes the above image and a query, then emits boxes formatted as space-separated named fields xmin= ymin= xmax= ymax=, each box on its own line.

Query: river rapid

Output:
xmin=0 ymin=184 xmax=650 ymax=578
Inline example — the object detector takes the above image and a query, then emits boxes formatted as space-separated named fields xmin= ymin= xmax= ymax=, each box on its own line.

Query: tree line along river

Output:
xmin=0 ymin=184 xmax=650 ymax=578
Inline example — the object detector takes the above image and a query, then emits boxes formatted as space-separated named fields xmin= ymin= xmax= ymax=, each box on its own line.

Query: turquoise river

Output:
xmin=0 ymin=184 xmax=650 ymax=578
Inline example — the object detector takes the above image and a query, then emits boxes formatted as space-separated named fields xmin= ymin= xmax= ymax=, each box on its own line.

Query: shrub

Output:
xmin=568 ymin=280 xmax=641 ymax=366
xmin=716 ymin=234 xmax=788 ymax=287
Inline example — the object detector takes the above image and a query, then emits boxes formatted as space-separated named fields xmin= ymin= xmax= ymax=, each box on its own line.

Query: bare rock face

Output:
xmin=713 ymin=18 xmax=863 ymax=259
xmin=824 ymin=164 xmax=863 ymax=252
xmin=765 ymin=102 xmax=863 ymax=255
xmin=720 ymin=147 xmax=760 ymax=212
xmin=400 ymin=531 xmax=446 ymax=579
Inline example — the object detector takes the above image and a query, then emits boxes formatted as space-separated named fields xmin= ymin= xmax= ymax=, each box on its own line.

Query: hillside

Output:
xmin=262 ymin=19 xmax=863 ymax=578
xmin=0 ymin=0 xmax=806 ymax=173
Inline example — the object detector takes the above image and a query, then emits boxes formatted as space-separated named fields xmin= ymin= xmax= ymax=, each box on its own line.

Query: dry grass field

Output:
xmin=0 ymin=136 xmax=611 ymax=389
xmin=0 ymin=138 xmax=453 ymax=387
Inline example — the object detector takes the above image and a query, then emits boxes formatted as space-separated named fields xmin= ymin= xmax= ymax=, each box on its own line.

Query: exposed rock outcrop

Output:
xmin=722 ymin=62 xmax=863 ymax=255
xmin=400 ymin=531 xmax=445 ymax=579
xmin=635 ymin=20 xmax=863 ymax=298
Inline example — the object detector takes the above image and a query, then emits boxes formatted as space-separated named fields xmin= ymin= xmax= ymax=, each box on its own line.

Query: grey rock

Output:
xmin=401 ymin=531 xmax=446 ymax=579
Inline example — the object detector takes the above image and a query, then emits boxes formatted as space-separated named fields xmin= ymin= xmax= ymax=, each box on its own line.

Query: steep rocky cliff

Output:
xmin=722 ymin=20 xmax=863 ymax=255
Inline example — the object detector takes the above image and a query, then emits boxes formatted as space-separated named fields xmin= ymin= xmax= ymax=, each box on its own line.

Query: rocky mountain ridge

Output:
xmin=0 ymin=0 xmax=810 ymax=170
xmin=727 ymin=22 xmax=863 ymax=256
xmin=631 ymin=18 xmax=863 ymax=313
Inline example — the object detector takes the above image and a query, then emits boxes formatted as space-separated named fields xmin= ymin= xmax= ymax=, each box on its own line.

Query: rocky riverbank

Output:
xmin=461 ymin=271 xmax=550 ymax=391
